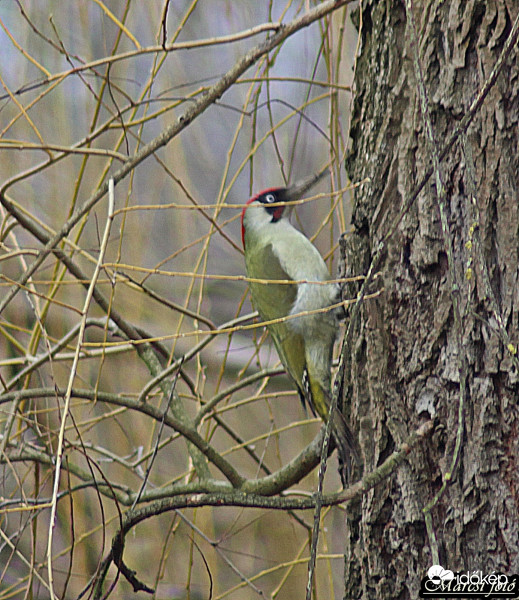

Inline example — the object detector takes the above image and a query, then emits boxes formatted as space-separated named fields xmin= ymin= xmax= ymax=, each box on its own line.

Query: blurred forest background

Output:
xmin=0 ymin=1 xmax=358 ymax=598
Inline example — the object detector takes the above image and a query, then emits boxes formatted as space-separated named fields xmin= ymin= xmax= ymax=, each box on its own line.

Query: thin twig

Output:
xmin=46 ymin=179 xmax=116 ymax=599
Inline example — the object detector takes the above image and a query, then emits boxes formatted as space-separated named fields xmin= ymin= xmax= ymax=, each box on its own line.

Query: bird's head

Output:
xmin=241 ymin=187 xmax=289 ymax=246
xmin=241 ymin=168 xmax=327 ymax=248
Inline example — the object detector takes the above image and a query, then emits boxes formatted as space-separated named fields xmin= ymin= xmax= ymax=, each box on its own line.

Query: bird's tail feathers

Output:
xmin=329 ymin=407 xmax=362 ymax=486
xmin=302 ymin=369 xmax=361 ymax=484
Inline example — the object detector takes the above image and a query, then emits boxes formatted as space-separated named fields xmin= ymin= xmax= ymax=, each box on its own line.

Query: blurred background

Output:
xmin=0 ymin=1 xmax=358 ymax=597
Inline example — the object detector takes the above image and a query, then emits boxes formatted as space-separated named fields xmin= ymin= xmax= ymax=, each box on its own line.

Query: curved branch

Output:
xmin=0 ymin=386 xmax=244 ymax=488
xmin=0 ymin=385 xmax=326 ymax=496
xmin=92 ymin=420 xmax=434 ymax=597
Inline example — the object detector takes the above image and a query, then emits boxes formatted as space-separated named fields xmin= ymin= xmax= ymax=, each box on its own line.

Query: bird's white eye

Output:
xmin=264 ymin=193 xmax=276 ymax=204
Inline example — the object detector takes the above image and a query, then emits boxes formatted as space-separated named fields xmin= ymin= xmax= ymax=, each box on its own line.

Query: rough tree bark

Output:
xmin=341 ymin=0 xmax=519 ymax=598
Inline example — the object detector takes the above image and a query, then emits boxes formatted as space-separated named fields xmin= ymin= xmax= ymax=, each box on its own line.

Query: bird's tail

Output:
xmin=304 ymin=369 xmax=361 ymax=484
xmin=329 ymin=408 xmax=362 ymax=485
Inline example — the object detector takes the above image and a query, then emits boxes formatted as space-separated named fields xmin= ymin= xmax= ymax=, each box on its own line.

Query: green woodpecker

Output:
xmin=241 ymin=172 xmax=359 ymax=483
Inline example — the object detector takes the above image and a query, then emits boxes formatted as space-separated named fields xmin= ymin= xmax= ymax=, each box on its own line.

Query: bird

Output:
xmin=241 ymin=170 xmax=360 ymax=484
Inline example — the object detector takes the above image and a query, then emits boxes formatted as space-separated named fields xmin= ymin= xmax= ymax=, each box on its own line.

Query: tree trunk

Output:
xmin=342 ymin=0 xmax=519 ymax=597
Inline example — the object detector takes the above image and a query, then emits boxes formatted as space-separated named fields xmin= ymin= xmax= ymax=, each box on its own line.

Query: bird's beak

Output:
xmin=284 ymin=167 xmax=328 ymax=205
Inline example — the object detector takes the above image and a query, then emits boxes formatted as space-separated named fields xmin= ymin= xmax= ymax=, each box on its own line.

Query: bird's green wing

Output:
xmin=245 ymin=241 xmax=306 ymax=401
